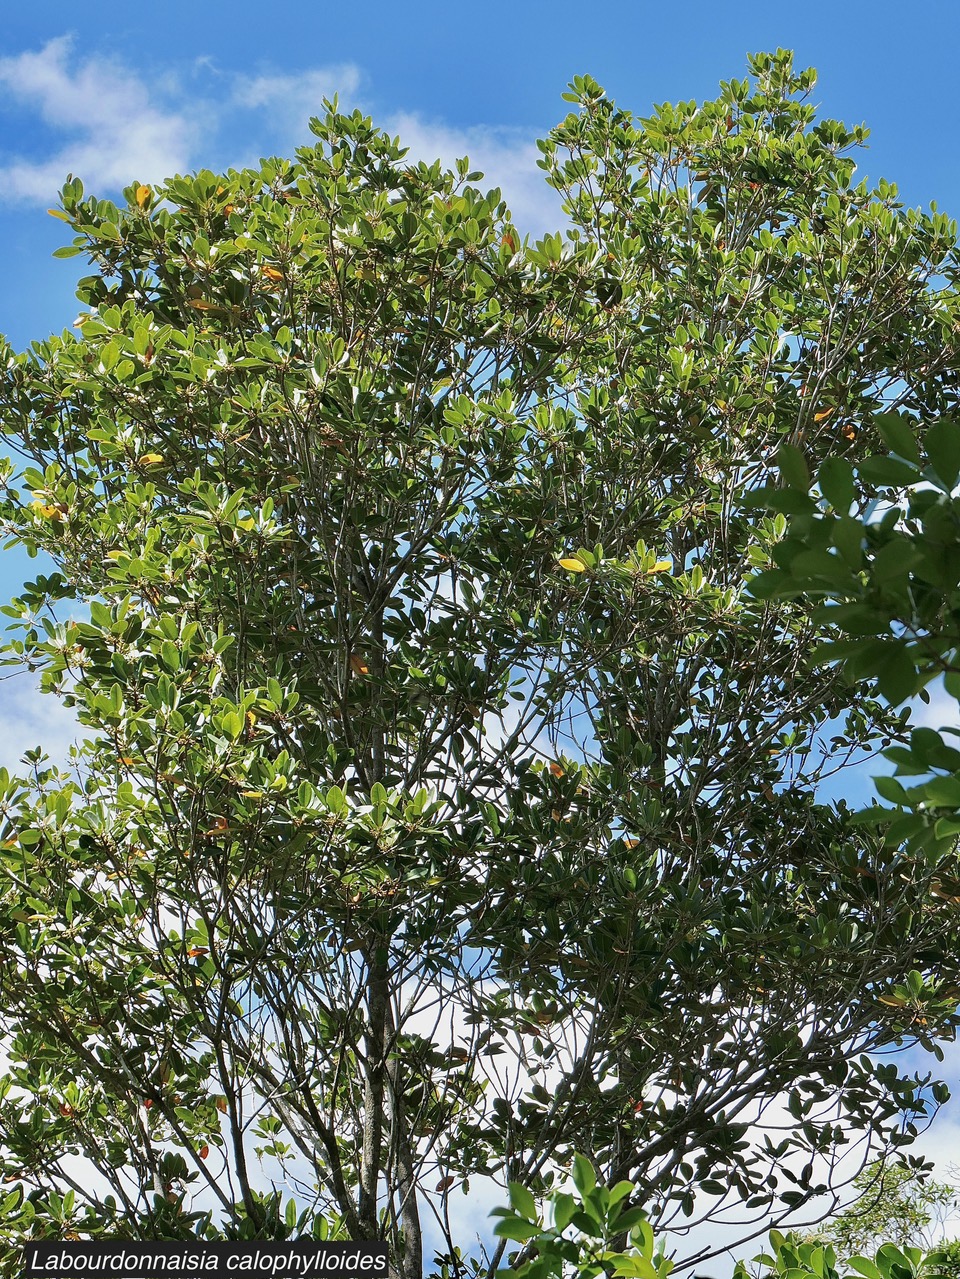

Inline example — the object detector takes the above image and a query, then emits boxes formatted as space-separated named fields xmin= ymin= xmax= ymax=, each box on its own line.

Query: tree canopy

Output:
xmin=814 ymin=1158 xmax=960 ymax=1265
xmin=1 ymin=48 xmax=960 ymax=1279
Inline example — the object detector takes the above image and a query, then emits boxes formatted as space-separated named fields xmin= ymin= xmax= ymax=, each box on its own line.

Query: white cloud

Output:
xmin=0 ymin=36 xmax=198 ymax=201
xmin=0 ymin=39 xmax=560 ymax=236
xmin=232 ymin=64 xmax=361 ymax=141
xmin=386 ymin=111 xmax=563 ymax=235
xmin=0 ymin=674 xmax=80 ymax=775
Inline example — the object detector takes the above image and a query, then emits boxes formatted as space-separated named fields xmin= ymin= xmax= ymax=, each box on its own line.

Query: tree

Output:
xmin=749 ymin=413 xmax=960 ymax=855
xmin=2 ymin=48 xmax=960 ymax=1279
xmin=813 ymin=1159 xmax=960 ymax=1264
xmin=489 ymin=1171 xmax=954 ymax=1279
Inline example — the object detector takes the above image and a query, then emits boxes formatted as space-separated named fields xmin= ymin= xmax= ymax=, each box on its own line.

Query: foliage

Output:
xmin=2 ymin=47 xmax=960 ymax=1278
xmin=814 ymin=1159 xmax=960 ymax=1263
xmin=491 ymin=1170 xmax=954 ymax=1279
xmin=738 ymin=1229 xmax=951 ymax=1279
xmin=749 ymin=413 xmax=960 ymax=854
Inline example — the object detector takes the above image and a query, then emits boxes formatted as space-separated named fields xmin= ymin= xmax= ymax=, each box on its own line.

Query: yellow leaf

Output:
xmin=31 ymin=501 xmax=66 ymax=520
xmin=878 ymin=994 xmax=907 ymax=1007
xmin=135 ymin=185 xmax=151 ymax=208
xmin=557 ymin=558 xmax=586 ymax=573
xmin=350 ymin=655 xmax=370 ymax=676
xmin=260 ymin=265 xmax=284 ymax=282
xmin=548 ymin=762 xmax=565 ymax=778
xmin=813 ymin=408 xmax=835 ymax=422
xmin=137 ymin=453 xmax=164 ymax=466
xmin=646 ymin=560 xmax=672 ymax=574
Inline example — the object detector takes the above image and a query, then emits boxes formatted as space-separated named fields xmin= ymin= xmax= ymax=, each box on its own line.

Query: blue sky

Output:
xmin=3 ymin=0 xmax=960 ymax=1263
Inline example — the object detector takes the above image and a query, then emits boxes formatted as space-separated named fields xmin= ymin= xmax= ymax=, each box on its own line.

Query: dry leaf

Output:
xmin=349 ymin=655 xmax=370 ymax=676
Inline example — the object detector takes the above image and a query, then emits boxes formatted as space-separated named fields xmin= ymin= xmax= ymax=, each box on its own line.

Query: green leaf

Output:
xmin=874 ymin=775 xmax=907 ymax=805
xmin=875 ymin=411 xmax=921 ymax=465
xmin=741 ymin=486 xmax=817 ymax=515
xmin=832 ymin=515 xmax=865 ymax=568
xmin=552 ymin=1192 xmax=578 ymax=1231
xmin=920 ymin=775 xmax=960 ymax=807
xmin=777 ymin=443 xmax=811 ymax=492
xmin=873 ymin=644 xmax=917 ymax=705
xmin=858 ymin=455 xmax=919 ymax=487
xmin=572 ymin=1153 xmax=596 ymax=1196
xmin=926 ymin=419 xmax=960 ymax=489
xmin=818 ymin=457 xmax=856 ymax=510
xmin=746 ymin=568 xmax=794 ymax=600
xmin=508 ymin=1182 xmax=538 ymax=1222
xmin=492 ymin=1216 xmax=538 ymax=1242
xmin=870 ymin=537 xmax=922 ymax=584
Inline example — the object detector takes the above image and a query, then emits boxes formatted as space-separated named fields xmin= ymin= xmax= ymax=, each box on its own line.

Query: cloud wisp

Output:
xmin=0 ymin=37 xmax=561 ymax=234
xmin=0 ymin=36 xmax=198 ymax=202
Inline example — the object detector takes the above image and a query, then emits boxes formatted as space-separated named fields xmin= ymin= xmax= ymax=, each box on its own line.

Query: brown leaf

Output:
xmin=349 ymin=655 xmax=370 ymax=676
xmin=435 ymin=1176 xmax=455 ymax=1193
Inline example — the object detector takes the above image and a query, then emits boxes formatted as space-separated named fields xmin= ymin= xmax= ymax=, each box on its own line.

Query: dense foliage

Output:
xmin=814 ymin=1159 xmax=960 ymax=1265
xmin=1 ymin=47 xmax=960 ymax=1279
